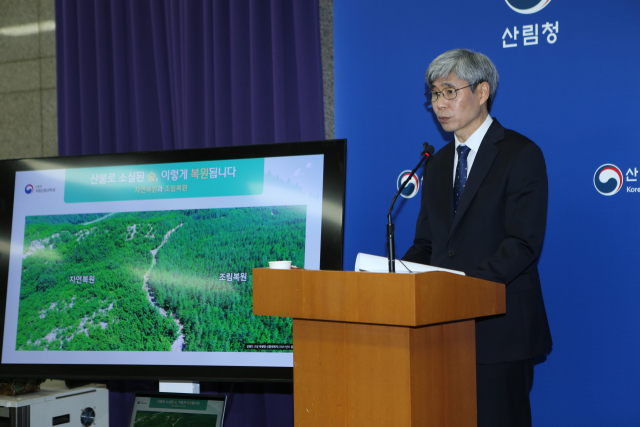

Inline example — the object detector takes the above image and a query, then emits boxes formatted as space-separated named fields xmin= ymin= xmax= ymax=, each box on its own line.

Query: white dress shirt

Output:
xmin=452 ymin=115 xmax=493 ymax=185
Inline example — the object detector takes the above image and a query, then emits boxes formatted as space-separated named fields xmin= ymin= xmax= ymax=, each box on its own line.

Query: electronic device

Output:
xmin=0 ymin=139 xmax=346 ymax=381
xmin=0 ymin=380 xmax=108 ymax=427
xmin=128 ymin=391 xmax=226 ymax=427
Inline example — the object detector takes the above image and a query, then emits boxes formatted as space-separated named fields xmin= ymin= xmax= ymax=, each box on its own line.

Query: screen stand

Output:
xmin=159 ymin=381 xmax=200 ymax=394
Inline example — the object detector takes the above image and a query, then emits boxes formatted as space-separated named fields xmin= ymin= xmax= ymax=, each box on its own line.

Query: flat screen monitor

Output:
xmin=0 ymin=139 xmax=346 ymax=381
xmin=128 ymin=392 xmax=227 ymax=427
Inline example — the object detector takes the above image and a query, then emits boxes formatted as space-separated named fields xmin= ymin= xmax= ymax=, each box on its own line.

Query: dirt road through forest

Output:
xmin=142 ymin=223 xmax=185 ymax=351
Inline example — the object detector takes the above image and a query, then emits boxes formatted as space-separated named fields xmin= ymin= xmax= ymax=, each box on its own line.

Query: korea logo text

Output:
xmin=25 ymin=184 xmax=33 ymax=194
xmin=397 ymin=171 xmax=420 ymax=199
xmin=505 ymin=0 xmax=551 ymax=14
xmin=593 ymin=164 xmax=623 ymax=196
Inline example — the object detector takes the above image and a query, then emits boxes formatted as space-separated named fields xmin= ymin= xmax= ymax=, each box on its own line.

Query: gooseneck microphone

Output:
xmin=387 ymin=142 xmax=434 ymax=273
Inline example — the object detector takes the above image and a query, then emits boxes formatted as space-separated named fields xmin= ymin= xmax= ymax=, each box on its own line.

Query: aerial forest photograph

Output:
xmin=16 ymin=205 xmax=306 ymax=352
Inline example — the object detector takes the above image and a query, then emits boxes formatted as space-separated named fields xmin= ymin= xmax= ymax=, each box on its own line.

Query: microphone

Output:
xmin=387 ymin=142 xmax=434 ymax=273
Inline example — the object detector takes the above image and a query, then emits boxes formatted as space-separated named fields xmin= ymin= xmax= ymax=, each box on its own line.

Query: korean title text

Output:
xmin=503 ymin=21 xmax=558 ymax=48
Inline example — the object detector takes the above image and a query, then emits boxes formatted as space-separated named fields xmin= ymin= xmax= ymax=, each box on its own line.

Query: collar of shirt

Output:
xmin=452 ymin=115 xmax=493 ymax=185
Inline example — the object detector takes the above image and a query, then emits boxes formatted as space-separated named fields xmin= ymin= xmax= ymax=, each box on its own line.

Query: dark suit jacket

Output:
xmin=403 ymin=119 xmax=552 ymax=364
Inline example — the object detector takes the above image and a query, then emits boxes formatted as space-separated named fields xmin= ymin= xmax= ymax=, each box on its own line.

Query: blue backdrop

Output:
xmin=335 ymin=0 xmax=640 ymax=424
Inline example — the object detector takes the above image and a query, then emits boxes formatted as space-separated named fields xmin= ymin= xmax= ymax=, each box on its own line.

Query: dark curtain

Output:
xmin=56 ymin=0 xmax=325 ymax=155
xmin=55 ymin=1 xmax=325 ymax=425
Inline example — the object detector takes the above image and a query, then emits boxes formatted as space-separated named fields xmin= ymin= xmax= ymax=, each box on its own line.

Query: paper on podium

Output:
xmin=354 ymin=253 xmax=465 ymax=276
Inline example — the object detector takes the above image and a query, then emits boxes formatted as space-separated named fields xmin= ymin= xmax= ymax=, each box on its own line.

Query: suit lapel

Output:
xmin=449 ymin=120 xmax=505 ymax=237
xmin=438 ymin=142 xmax=455 ymax=232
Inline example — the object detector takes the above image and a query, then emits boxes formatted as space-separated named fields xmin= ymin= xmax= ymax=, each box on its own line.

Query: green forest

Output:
xmin=134 ymin=411 xmax=218 ymax=427
xmin=17 ymin=205 xmax=305 ymax=352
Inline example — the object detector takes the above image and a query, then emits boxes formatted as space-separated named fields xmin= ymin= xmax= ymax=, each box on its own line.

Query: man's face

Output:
xmin=430 ymin=74 xmax=487 ymax=142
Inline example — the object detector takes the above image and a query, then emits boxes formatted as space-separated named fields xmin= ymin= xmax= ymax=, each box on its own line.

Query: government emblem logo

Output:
xmin=594 ymin=164 xmax=623 ymax=196
xmin=505 ymin=0 xmax=551 ymax=14
xmin=397 ymin=171 xmax=420 ymax=199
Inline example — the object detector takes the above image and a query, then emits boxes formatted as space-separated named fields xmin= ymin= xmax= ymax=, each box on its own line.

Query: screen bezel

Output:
xmin=0 ymin=139 xmax=346 ymax=381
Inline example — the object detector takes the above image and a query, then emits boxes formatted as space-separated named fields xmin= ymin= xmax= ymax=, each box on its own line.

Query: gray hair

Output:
xmin=426 ymin=49 xmax=499 ymax=112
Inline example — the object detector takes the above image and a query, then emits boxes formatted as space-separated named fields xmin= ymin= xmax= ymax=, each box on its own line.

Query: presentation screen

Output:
xmin=0 ymin=140 xmax=346 ymax=381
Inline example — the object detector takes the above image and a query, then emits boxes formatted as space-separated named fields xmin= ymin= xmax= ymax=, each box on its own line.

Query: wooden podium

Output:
xmin=253 ymin=268 xmax=505 ymax=427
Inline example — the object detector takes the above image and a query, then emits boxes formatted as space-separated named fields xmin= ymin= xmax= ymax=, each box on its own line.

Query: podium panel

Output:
xmin=293 ymin=319 xmax=476 ymax=427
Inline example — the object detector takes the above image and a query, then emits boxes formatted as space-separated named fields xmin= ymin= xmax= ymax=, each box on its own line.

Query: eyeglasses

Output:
xmin=425 ymin=83 xmax=479 ymax=102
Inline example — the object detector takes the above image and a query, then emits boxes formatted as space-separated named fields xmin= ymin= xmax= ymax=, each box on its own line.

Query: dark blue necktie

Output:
xmin=453 ymin=144 xmax=471 ymax=215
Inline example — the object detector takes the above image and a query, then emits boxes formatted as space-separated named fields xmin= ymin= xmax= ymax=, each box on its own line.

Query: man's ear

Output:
xmin=477 ymin=81 xmax=490 ymax=106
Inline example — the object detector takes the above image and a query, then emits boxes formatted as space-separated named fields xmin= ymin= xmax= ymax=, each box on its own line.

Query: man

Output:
xmin=403 ymin=49 xmax=552 ymax=426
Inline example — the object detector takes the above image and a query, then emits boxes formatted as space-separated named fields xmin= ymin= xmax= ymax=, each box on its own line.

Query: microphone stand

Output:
xmin=387 ymin=143 xmax=433 ymax=273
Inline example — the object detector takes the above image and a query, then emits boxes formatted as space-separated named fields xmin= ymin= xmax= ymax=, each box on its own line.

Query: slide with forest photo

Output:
xmin=133 ymin=411 xmax=218 ymax=427
xmin=16 ymin=206 xmax=304 ymax=353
